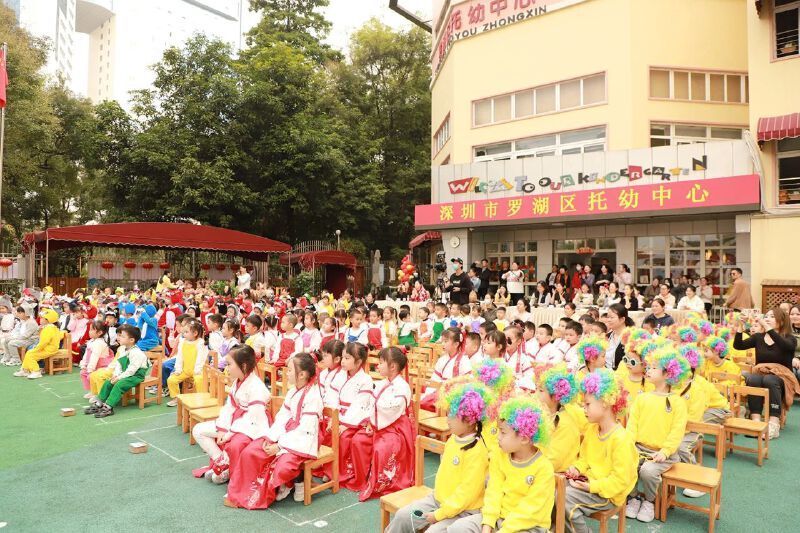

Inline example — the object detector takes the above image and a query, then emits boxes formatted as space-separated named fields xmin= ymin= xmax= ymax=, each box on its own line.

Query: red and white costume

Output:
xmin=319 ymin=331 xmax=337 ymax=350
xmin=325 ymin=368 xmax=373 ymax=474
xmin=366 ymin=324 xmax=387 ymax=350
xmin=191 ymin=372 xmax=270 ymax=479
xmin=226 ymin=383 xmax=323 ymax=509
xmin=342 ymin=375 xmax=415 ymax=501
xmin=269 ymin=331 xmax=302 ymax=368
xmin=504 ymin=346 xmax=534 ymax=381
xmin=420 ymin=351 xmax=472 ymax=411
xmin=562 ymin=343 xmax=580 ymax=371
xmin=300 ymin=327 xmax=322 ymax=353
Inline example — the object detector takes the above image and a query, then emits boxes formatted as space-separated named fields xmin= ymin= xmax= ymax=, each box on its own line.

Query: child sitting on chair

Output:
xmin=386 ymin=380 xmax=493 ymax=533
xmin=538 ymin=364 xmax=587 ymax=473
xmin=226 ymin=352 xmax=323 ymax=508
xmin=166 ymin=320 xmax=208 ymax=406
xmin=14 ymin=308 xmax=61 ymax=380
xmin=79 ymin=321 xmax=111 ymax=398
xmin=84 ymin=324 xmax=151 ymax=418
xmin=563 ymin=369 xmax=638 ymax=533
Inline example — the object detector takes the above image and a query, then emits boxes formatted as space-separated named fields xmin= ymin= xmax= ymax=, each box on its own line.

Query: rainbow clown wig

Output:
xmin=724 ymin=311 xmax=751 ymax=330
xmin=692 ymin=319 xmax=715 ymax=337
xmin=581 ymin=368 xmax=629 ymax=417
xmin=473 ymin=358 xmax=515 ymax=396
xmin=636 ymin=336 xmax=670 ymax=360
xmin=538 ymin=364 xmax=578 ymax=405
xmin=438 ymin=381 xmax=496 ymax=425
xmin=497 ymin=396 xmax=553 ymax=446
xmin=622 ymin=327 xmax=651 ymax=350
xmin=677 ymin=325 xmax=699 ymax=344
xmin=646 ymin=346 xmax=692 ymax=387
xmin=680 ymin=343 xmax=704 ymax=371
xmin=715 ymin=326 xmax=733 ymax=343
xmin=703 ymin=335 xmax=730 ymax=359
xmin=576 ymin=335 xmax=609 ymax=367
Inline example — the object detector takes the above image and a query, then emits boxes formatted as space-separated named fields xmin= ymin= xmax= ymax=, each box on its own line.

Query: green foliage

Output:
xmin=289 ymin=270 xmax=315 ymax=296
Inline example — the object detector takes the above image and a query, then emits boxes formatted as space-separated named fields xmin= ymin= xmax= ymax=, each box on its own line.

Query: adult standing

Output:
xmin=478 ymin=259 xmax=493 ymax=299
xmin=581 ymin=264 xmax=595 ymax=292
xmin=605 ymin=303 xmax=634 ymax=369
xmin=497 ymin=261 xmax=510 ymax=289
xmin=156 ymin=270 xmax=175 ymax=292
xmin=594 ymin=264 xmax=613 ymax=289
xmin=698 ymin=277 xmax=714 ymax=315
xmin=725 ymin=268 xmax=754 ymax=311
xmin=236 ymin=266 xmax=251 ymax=294
xmin=614 ymin=264 xmax=632 ymax=287
xmin=446 ymin=258 xmax=472 ymax=306
xmin=545 ymin=265 xmax=558 ymax=290
xmin=569 ymin=263 xmax=583 ymax=300
xmin=734 ymin=309 xmax=799 ymax=439
xmin=502 ymin=262 xmax=525 ymax=305
xmin=643 ymin=277 xmax=661 ymax=307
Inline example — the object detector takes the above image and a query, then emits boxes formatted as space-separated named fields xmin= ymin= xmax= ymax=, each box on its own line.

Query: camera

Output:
xmin=434 ymin=251 xmax=447 ymax=273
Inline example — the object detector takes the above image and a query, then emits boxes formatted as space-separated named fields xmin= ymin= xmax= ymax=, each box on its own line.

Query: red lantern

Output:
xmin=159 ymin=262 xmax=170 ymax=270
xmin=100 ymin=261 xmax=114 ymax=270
xmin=230 ymin=264 xmax=240 ymax=272
xmin=200 ymin=263 xmax=211 ymax=271
xmin=215 ymin=263 xmax=226 ymax=271
xmin=141 ymin=262 xmax=154 ymax=270
xmin=123 ymin=261 xmax=136 ymax=269
xmin=0 ymin=258 xmax=12 ymax=269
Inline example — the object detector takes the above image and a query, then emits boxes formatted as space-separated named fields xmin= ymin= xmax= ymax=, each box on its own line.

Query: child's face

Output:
xmin=642 ymin=323 xmax=655 ymax=334
xmin=184 ymin=328 xmax=198 ymax=341
xmin=378 ymin=357 xmax=391 ymax=377
xmin=645 ymin=363 xmax=665 ymax=384
xmin=225 ymin=355 xmax=244 ymax=380
xmin=583 ymin=394 xmax=606 ymax=423
xmin=341 ymin=352 xmax=359 ymax=373
xmin=590 ymin=324 xmax=604 ymax=336
xmin=174 ymin=322 xmax=185 ymax=335
xmin=222 ymin=323 xmax=234 ymax=337
xmin=304 ymin=315 xmax=314 ymax=328
xmin=89 ymin=326 xmax=102 ymax=339
xmin=418 ymin=310 xmax=428 ymax=321
xmin=435 ymin=307 xmax=446 ymax=318
xmin=497 ymin=420 xmax=528 ymax=454
xmin=245 ymin=322 xmax=257 ymax=335
xmin=496 ymin=309 xmax=506 ymax=320
xmin=105 ymin=315 xmax=117 ymax=326
xmin=286 ymin=360 xmax=297 ymax=386
xmin=117 ymin=330 xmax=135 ymax=347
xmin=443 ymin=336 xmax=459 ymax=354
xmin=350 ymin=313 xmax=363 ymax=328
xmin=281 ymin=316 xmax=292 ymax=333
xmin=450 ymin=304 xmax=460 ymax=316
xmin=321 ymin=351 xmax=337 ymax=370
xmin=447 ymin=416 xmax=473 ymax=436
xmin=226 ymin=308 xmax=236 ymax=318
xmin=322 ymin=319 xmax=334 ymax=333
xmin=369 ymin=312 xmax=380 ymax=324
xmin=506 ymin=333 xmax=521 ymax=353
xmin=535 ymin=328 xmax=552 ymax=345
xmin=383 ymin=308 xmax=392 ymax=321
xmin=564 ymin=329 xmax=579 ymax=346
xmin=557 ymin=320 xmax=568 ymax=333
xmin=208 ymin=320 xmax=220 ymax=332
xmin=565 ymin=307 xmax=574 ymax=318
xmin=625 ymin=353 xmax=643 ymax=373
xmin=523 ymin=328 xmax=534 ymax=341
xmin=464 ymin=339 xmax=480 ymax=357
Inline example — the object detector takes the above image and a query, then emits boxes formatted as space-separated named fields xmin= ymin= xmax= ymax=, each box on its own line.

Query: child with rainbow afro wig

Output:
xmin=474 ymin=395 xmax=555 ymax=533
xmin=385 ymin=380 xmax=493 ymax=533
xmin=574 ymin=335 xmax=608 ymax=382
xmin=699 ymin=334 xmax=743 ymax=387
xmin=537 ymin=364 xmax=587 ymax=472
xmin=562 ymin=368 xmax=638 ymax=533
xmin=625 ymin=346 xmax=689 ymax=523
xmin=472 ymin=358 xmax=515 ymax=455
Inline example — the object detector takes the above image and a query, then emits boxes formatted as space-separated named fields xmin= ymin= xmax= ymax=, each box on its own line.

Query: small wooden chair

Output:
xmin=554 ymin=472 xmax=626 ymax=533
xmin=260 ymin=361 xmax=287 ymax=395
xmin=723 ymin=385 xmax=770 ymax=465
xmin=301 ymin=407 xmax=340 ymax=505
xmin=188 ymin=370 xmax=229 ymax=444
xmin=660 ymin=421 xmax=725 ymax=533
xmin=380 ymin=436 xmax=444 ymax=531
xmin=44 ymin=331 xmax=72 ymax=375
xmin=414 ymin=377 xmax=451 ymax=442
xmin=708 ymin=371 xmax=743 ymax=386
xmin=175 ymin=364 xmax=218 ymax=433
xmin=120 ymin=349 xmax=164 ymax=409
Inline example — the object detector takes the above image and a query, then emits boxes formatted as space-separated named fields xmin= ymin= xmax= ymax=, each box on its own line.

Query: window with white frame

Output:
xmin=433 ymin=115 xmax=450 ymax=156
xmin=649 ymin=68 xmax=748 ymax=103
xmin=473 ymin=126 xmax=606 ymax=162
xmin=485 ymin=241 xmax=538 ymax=295
xmin=472 ymin=73 xmax=606 ymax=127
xmin=776 ymin=0 xmax=800 ymax=58
xmin=650 ymin=123 xmax=744 ymax=147
xmin=636 ymin=234 xmax=737 ymax=289
xmin=778 ymin=136 xmax=800 ymax=205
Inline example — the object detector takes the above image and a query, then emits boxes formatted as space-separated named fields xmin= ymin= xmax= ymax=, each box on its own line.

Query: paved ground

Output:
xmin=0 ymin=366 xmax=795 ymax=532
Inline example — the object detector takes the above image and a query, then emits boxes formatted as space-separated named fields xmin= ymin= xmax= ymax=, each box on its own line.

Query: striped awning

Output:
xmin=757 ymin=112 xmax=800 ymax=142
xmin=409 ymin=231 xmax=442 ymax=249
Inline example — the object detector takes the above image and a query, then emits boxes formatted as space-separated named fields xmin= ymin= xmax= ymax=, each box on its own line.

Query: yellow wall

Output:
xmin=750 ymin=215 xmax=800 ymax=306
xmin=431 ymin=0 xmax=749 ymax=164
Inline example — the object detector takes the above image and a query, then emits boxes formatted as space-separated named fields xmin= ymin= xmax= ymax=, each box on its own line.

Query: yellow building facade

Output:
xmin=416 ymin=0 xmax=800 ymax=308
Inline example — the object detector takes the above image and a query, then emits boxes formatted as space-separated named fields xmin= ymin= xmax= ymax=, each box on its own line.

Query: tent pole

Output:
xmin=266 ymin=254 xmax=270 ymax=287
xmin=45 ymin=234 xmax=49 ymax=287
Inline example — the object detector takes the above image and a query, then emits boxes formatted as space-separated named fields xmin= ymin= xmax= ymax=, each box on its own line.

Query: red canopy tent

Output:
xmin=22 ymin=222 xmax=291 ymax=284
xmin=280 ymin=250 xmax=358 ymax=296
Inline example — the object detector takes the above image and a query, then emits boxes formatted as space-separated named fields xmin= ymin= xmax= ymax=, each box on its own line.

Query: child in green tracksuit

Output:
xmin=85 ymin=324 xmax=150 ymax=418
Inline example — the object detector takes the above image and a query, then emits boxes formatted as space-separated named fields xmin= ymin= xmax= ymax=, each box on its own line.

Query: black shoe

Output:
xmin=94 ymin=406 xmax=114 ymax=418
xmin=84 ymin=404 xmax=101 ymax=415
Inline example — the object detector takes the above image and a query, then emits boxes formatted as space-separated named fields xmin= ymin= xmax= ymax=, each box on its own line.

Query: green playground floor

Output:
xmin=0 ymin=366 xmax=795 ymax=532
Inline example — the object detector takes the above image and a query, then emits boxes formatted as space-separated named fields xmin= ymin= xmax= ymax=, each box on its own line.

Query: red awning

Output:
xmin=758 ymin=112 xmax=800 ymax=142
xmin=409 ymin=231 xmax=442 ymax=249
xmin=281 ymin=250 xmax=357 ymax=270
xmin=22 ymin=222 xmax=290 ymax=261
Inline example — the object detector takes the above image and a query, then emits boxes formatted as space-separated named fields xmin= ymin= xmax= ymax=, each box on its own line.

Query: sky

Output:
xmin=323 ymin=0 xmax=431 ymax=52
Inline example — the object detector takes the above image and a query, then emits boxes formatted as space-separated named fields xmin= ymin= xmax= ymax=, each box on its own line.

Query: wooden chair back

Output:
xmin=554 ymin=474 xmax=567 ymax=533
xmin=708 ymin=372 xmax=742 ymax=385
xmin=731 ymin=385 xmax=769 ymax=421
xmin=271 ymin=395 xmax=285 ymax=418
xmin=686 ymin=421 xmax=725 ymax=472
xmin=414 ymin=436 xmax=445 ymax=488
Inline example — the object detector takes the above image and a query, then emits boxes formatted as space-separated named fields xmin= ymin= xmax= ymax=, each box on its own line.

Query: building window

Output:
xmin=636 ymin=234 xmax=736 ymax=289
xmin=474 ymin=126 xmax=606 ymax=162
xmin=472 ymin=73 xmax=606 ymax=127
xmin=485 ymin=241 xmax=538 ymax=294
xmin=553 ymin=239 xmax=618 ymax=277
xmin=650 ymin=123 xmax=744 ymax=147
xmin=433 ymin=115 xmax=450 ymax=156
xmin=776 ymin=0 xmax=800 ymax=58
xmin=778 ymin=136 xmax=800 ymax=205
xmin=649 ymin=68 xmax=748 ymax=103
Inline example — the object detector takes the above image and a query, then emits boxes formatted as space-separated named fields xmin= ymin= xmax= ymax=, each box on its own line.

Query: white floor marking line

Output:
xmin=37 ymin=383 xmax=76 ymax=400
xmin=94 ymin=411 xmax=173 ymax=426
xmin=132 ymin=436 xmax=184 ymax=462
xmin=267 ymin=507 xmax=304 ymax=527
xmin=297 ymin=501 xmax=361 ymax=526
xmin=128 ymin=425 xmax=175 ymax=435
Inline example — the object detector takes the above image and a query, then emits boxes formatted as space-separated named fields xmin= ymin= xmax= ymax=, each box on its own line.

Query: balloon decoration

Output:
xmin=101 ymin=261 xmax=114 ymax=270
xmin=159 ymin=262 xmax=171 ymax=270
xmin=397 ymin=254 xmax=419 ymax=284
xmin=141 ymin=262 xmax=154 ymax=270
xmin=123 ymin=261 xmax=136 ymax=269
xmin=200 ymin=263 xmax=211 ymax=271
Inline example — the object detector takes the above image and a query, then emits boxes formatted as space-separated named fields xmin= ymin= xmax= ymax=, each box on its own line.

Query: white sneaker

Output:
xmin=13 ymin=369 xmax=29 ymax=377
xmin=166 ymin=399 xmax=178 ymax=407
xmin=636 ymin=500 xmax=655 ymax=523
xmin=203 ymin=469 xmax=214 ymax=481
xmin=293 ymin=481 xmax=305 ymax=502
xmin=27 ymin=371 xmax=43 ymax=379
xmin=625 ymin=497 xmax=641 ymax=519
xmin=275 ymin=483 xmax=291 ymax=501
xmin=768 ymin=421 xmax=780 ymax=440
xmin=683 ymin=488 xmax=705 ymax=498
xmin=211 ymin=470 xmax=230 ymax=485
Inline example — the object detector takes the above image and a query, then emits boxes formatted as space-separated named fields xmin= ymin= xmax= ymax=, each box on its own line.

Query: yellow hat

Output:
xmin=40 ymin=308 xmax=59 ymax=324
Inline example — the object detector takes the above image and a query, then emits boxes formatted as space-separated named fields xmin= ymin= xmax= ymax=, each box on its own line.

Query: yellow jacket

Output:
xmin=700 ymin=358 xmax=743 ymax=386
xmin=573 ymin=423 xmax=639 ymax=506
xmin=482 ymin=450 xmax=554 ymax=532
xmin=627 ymin=392 xmax=687 ymax=457
xmin=433 ymin=435 xmax=490 ymax=521
xmin=615 ymin=365 xmax=654 ymax=399
xmin=543 ymin=403 xmax=587 ymax=473
xmin=483 ymin=420 xmax=500 ymax=456
xmin=28 ymin=323 xmax=61 ymax=358
xmin=679 ymin=375 xmax=730 ymax=423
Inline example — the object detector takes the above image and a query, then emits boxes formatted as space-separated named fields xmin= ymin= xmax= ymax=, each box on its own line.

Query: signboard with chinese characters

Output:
xmin=415 ymin=174 xmax=760 ymax=228
xmin=432 ymin=0 xmax=589 ymax=76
